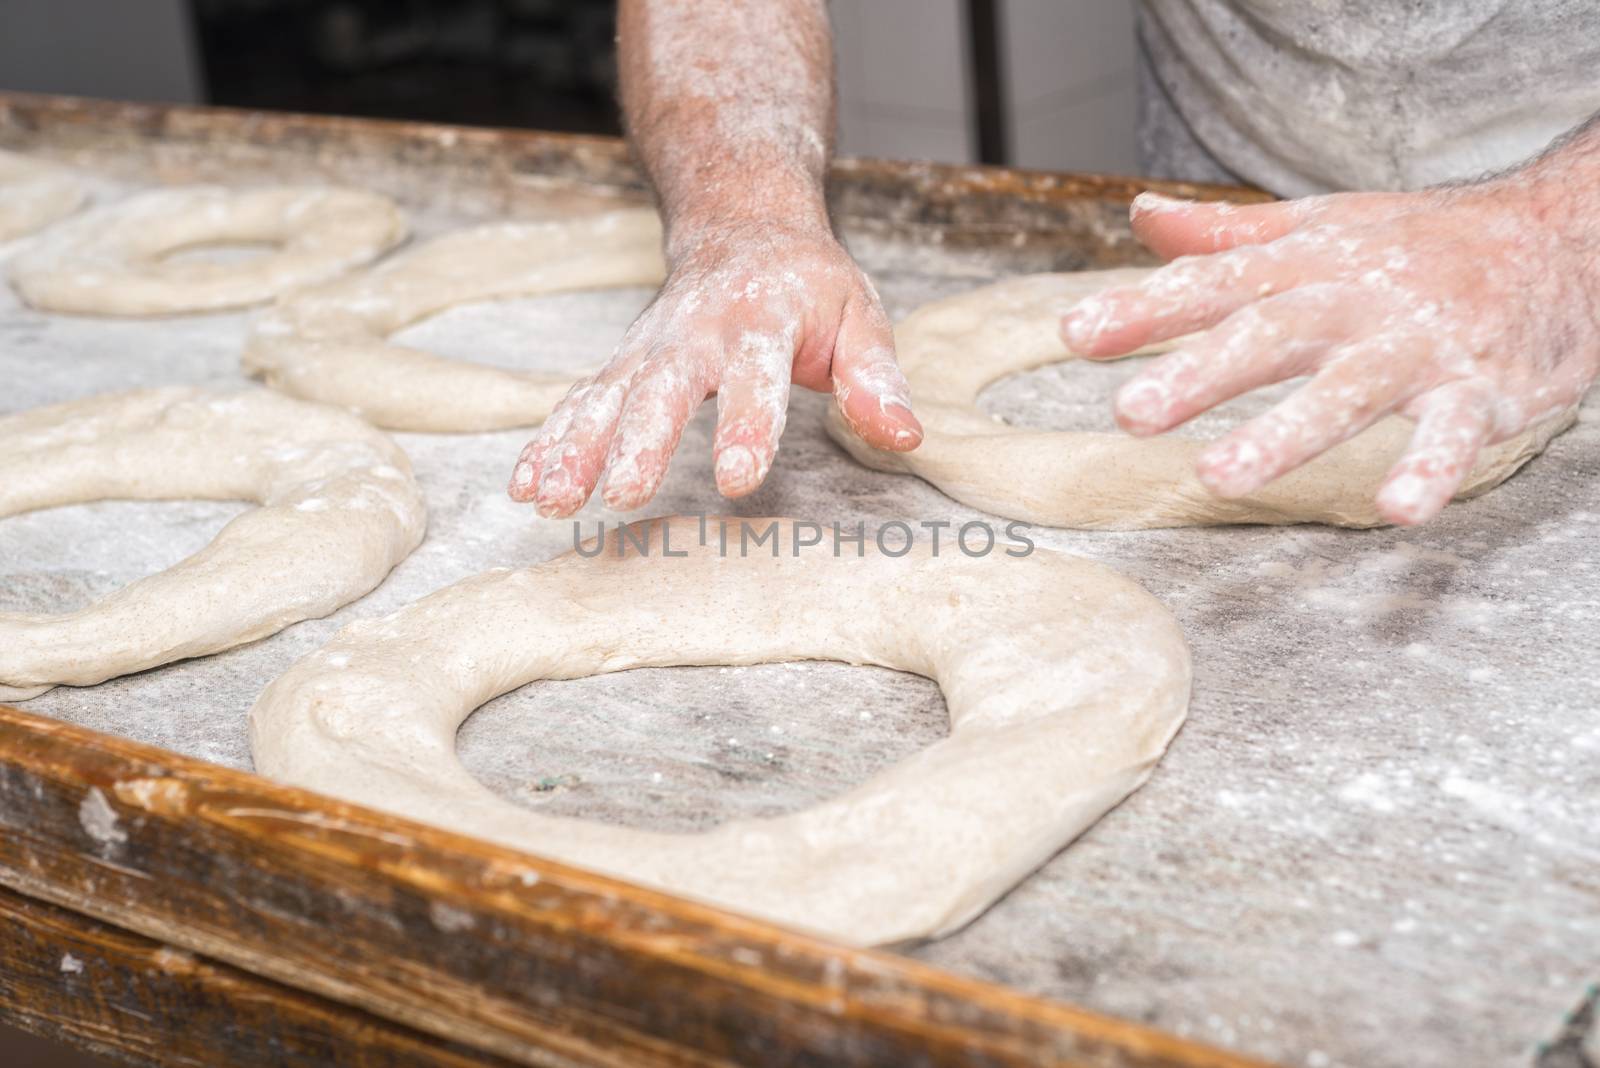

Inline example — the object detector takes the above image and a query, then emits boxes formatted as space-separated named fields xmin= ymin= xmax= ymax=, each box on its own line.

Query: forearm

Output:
xmin=1502 ymin=112 xmax=1600 ymax=279
xmin=617 ymin=0 xmax=835 ymax=259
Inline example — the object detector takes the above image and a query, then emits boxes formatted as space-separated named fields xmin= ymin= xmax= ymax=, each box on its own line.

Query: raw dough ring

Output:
xmin=0 ymin=149 xmax=88 ymax=242
xmin=0 ymin=387 xmax=427 ymax=701
xmin=826 ymin=271 xmax=1574 ymax=529
xmin=250 ymin=516 xmax=1191 ymax=947
xmin=9 ymin=186 xmax=408 ymax=315
xmin=244 ymin=209 xmax=666 ymax=431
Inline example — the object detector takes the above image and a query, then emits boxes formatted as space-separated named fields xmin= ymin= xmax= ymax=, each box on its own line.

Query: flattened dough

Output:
xmin=251 ymin=517 xmax=1191 ymax=947
xmin=245 ymin=210 xmax=666 ymax=431
xmin=0 ymin=149 xmax=87 ymax=243
xmin=10 ymin=186 xmax=407 ymax=315
xmin=826 ymin=270 xmax=1574 ymax=529
xmin=0 ymin=387 xmax=426 ymax=700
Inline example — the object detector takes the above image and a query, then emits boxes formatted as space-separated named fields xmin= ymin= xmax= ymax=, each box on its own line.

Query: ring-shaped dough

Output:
xmin=9 ymin=186 xmax=408 ymax=316
xmin=0 ymin=149 xmax=88 ymax=243
xmin=0 ymin=387 xmax=426 ymax=701
xmin=250 ymin=516 xmax=1191 ymax=947
xmin=826 ymin=271 xmax=1575 ymax=529
xmin=244 ymin=210 xmax=666 ymax=431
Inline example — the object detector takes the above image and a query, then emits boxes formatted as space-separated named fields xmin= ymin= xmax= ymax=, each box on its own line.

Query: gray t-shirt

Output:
xmin=1135 ymin=1 xmax=1600 ymax=197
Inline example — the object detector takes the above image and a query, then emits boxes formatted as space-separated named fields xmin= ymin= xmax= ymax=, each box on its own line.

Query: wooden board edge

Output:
xmin=0 ymin=883 xmax=530 ymax=1068
xmin=0 ymin=90 xmax=1272 ymax=227
xmin=0 ymin=704 xmax=1277 ymax=1068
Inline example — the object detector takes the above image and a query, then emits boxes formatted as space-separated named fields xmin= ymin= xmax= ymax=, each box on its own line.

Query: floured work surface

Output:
xmin=1 ymin=128 xmax=1597 ymax=1068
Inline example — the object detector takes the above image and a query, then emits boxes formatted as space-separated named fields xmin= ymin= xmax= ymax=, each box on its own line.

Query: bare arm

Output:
xmin=510 ymin=0 xmax=920 ymax=517
xmin=619 ymin=0 xmax=832 ymax=256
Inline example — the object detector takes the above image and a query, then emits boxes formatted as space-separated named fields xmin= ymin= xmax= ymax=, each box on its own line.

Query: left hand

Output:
xmin=508 ymin=220 xmax=919 ymax=517
xmin=1059 ymin=182 xmax=1600 ymax=525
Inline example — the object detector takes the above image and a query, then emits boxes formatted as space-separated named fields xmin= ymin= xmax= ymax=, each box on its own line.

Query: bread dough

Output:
xmin=826 ymin=270 xmax=1575 ymax=529
xmin=0 ymin=149 xmax=87 ymax=243
xmin=244 ymin=210 xmax=666 ymax=431
xmin=250 ymin=516 xmax=1191 ymax=947
xmin=0 ymin=387 xmax=426 ymax=700
xmin=10 ymin=186 xmax=407 ymax=315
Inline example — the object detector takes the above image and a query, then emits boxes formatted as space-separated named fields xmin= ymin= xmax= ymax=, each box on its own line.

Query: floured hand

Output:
xmin=508 ymin=221 xmax=921 ymax=516
xmin=1061 ymin=174 xmax=1600 ymax=526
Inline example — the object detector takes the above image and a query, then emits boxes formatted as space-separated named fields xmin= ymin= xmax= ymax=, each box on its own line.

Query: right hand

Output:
xmin=508 ymin=220 xmax=923 ymax=517
xmin=1060 ymin=183 xmax=1600 ymax=525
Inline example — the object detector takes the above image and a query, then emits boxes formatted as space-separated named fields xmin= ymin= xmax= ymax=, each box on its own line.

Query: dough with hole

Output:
xmin=0 ymin=149 xmax=87 ymax=243
xmin=0 ymin=387 xmax=426 ymax=700
xmin=250 ymin=516 xmax=1190 ymax=947
xmin=244 ymin=209 xmax=666 ymax=431
xmin=10 ymin=186 xmax=407 ymax=315
xmin=826 ymin=270 xmax=1574 ymax=529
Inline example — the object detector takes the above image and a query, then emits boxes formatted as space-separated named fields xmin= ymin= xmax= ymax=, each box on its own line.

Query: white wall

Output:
xmin=832 ymin=0 xmax=974 ymax=163
xmin=0 ymin=0 xmax=203 ymax=103
xmin=1002 ymin=0 xmax=1138 ymax=174
xmin=832 ymin=0 xmax=1139 ymax=174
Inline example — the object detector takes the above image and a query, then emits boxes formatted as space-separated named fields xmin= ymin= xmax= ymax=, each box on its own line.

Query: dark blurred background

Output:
xmin=192 ymin=0 xmax=623 ymax=134
xmin=0 ymin=0 xmax=1142 ymax=171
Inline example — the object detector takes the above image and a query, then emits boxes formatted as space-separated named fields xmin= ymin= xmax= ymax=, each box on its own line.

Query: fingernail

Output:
xmin=509 ymin=460 xmax=535 ymax=494
xmin=1114 ymin=377 xmax=1171 ymax=434
xmin=599 ymin=456 xmax=642 ymax=509
xmin=1130 ymin=191 xmax=1195 ymax=217
xmin=1377 ymin=472 xmax=1439 ymax=526
xmin=1200 ymin=440 xmax=1266 ymax=497
xmin=883 ymin=403 xmax=924 ymax=449
xmin=1061 ymin=295 xmax=1114 ymax=352
xmin=715 ymin=444 xmax=763 ymax=495
xmin=535 ymin=465 xmax=576 ymax=516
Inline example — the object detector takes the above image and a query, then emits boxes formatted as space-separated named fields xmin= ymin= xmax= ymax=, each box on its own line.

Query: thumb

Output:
xmin=1130 ymin=190 xmax=1310 ymax=259
xmin=830 ymin=295 xmax=922 ymax=452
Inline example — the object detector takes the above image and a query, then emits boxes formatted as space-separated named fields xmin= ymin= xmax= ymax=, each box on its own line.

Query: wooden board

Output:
xmin=0 ymin=91 xmax=1275 ymax=1068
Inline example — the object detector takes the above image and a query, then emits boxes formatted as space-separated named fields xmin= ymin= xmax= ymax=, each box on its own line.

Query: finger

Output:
xmin=508 ymin=374 xmax=596 ymax=502
xmin=1375 ymin=380 xmax=1495 ymax=526
xmin=598 ymin=352 xmax=713 ymax=512
xmin=1113 ymin=285 xmax=1355 ymax=436
xmin=830 ymin=294 xmax=922 ymax=451
xmin=1129 ymin=191 xmax=1316 ymax=259
xmin=508 ymin=438 xmax=545 ymax=502
xmin=1061 ymin=241 xmax=1323 ymax=358
xmin=713 ymin=324 xmax=797 ymax=498
xmin=531 ymin=377 xmax=630 ymax=518
xmin=1196 ymin=336 xmax=1431 ymax=498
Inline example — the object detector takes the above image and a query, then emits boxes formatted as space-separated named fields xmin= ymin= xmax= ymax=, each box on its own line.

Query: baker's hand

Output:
xmin=508 ymin=221 xmax=922 ymax=516
xmin=1060 ymin=183 xmax=1600 ymax=525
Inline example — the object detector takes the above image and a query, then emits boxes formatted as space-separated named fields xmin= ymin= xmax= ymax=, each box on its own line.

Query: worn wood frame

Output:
xmin=0 ymin=93 xmax=1275 ymax=1067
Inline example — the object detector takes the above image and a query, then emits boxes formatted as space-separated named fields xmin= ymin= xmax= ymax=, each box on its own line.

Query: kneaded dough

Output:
xmin=0 ymin=149 xmax=87 ymax=243
xmin=10 ymin=186 xmax=407 ymax=315
xmin=826 ymin=270 xmax=1575 ymax=529
xmin=0 ymin=387 xmax=426 ymax=700
xmin=251 ymin=516 xmax=1191 ymax=947
xmin=244 ymin=210 xmax=666 ymax=431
